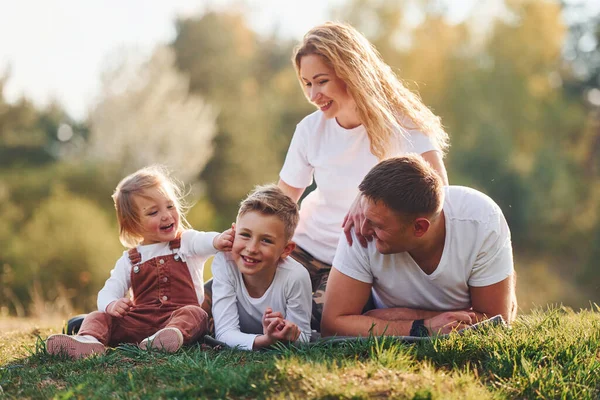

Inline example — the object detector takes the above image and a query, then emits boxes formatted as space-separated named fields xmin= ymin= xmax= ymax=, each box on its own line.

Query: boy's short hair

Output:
xmin=238 ymin=184 xmax=299 ymax=241
xmin=359 ymin=154 xmax=444 ymax=220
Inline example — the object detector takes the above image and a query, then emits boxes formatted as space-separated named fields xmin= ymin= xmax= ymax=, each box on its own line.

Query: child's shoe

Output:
xmin=46 ymin=334 xmax=105 ymax=359
xmin=139 ymin=327 xmax=183 ymax=353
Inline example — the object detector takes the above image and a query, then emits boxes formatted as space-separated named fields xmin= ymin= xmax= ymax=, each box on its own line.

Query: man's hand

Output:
xmin=424 ymin=311 xmax=476 ymax=335
xmin=106 ymin=297 xmax=132 ymax=318
xmin=342 ymin=194 xmax=370 ymax=247
xmin=213 ymin=225 xmax=235 ymax=252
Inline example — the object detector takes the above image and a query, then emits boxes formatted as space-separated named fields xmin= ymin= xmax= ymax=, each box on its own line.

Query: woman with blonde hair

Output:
xmin=278 ymin=22 xmax=450 ymax=332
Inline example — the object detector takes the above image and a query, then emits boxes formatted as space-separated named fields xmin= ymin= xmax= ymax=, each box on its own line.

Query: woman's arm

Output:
xmin=277 ymin=179 xmax=305 ymax=204
xmin=420 ymin=150 xmax=449 ymax=185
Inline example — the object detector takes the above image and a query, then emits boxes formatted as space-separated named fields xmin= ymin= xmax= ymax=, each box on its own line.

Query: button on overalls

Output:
xmin=78 ymin=238 xmax=208 ymax=346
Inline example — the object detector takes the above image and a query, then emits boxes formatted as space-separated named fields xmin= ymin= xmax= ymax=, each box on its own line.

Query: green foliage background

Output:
xmin=1 ymin=0 xmax=599 ymax=317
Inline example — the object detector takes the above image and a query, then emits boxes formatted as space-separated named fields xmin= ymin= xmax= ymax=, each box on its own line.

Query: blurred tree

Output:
xmin=560 ymin=0 xmax=600 ymax=287
xmin=337 ymin=0 xmax=598 ymax=305
xmin=87 ymin=46 xmax=217 ymax=184
xmin=6 ymin=186 xmax=123 ymax=314
xmin=172 ymin=10 xmax=312 ymax=223
xmin=0 ymin=75 xmax=79 ymax=167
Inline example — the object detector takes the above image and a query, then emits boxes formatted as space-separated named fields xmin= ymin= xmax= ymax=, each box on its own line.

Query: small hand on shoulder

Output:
xmin=213 ymin=223 xmax=235 ymax=252
xmin=106 ymin=297 xmax=132 ymax=318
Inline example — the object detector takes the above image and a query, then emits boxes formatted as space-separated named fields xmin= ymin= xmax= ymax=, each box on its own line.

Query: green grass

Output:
xmin=1 ymin=306 xmax=599 ymax=399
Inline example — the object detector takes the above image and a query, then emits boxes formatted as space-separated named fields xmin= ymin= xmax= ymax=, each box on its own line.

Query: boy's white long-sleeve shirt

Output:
xmin=211 ymin=252 xmax=312 ymax=350
xmin=97 ymin=230 xmax=219 ymax=312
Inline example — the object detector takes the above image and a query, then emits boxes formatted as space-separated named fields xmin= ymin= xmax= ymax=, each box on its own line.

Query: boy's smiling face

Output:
xmin=232 ymin=211 xmax=295 ymax=279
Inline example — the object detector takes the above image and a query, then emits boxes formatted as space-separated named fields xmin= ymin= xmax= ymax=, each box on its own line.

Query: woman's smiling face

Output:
xmin=299 ymin=54 xmax=358 ymax=128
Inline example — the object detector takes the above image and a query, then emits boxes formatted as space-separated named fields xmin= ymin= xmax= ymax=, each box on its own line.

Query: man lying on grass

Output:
xmin=321 ymin=155 xmax=517 ymax=338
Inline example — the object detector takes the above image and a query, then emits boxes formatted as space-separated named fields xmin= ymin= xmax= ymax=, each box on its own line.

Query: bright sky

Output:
xmin=2 ymin=0 xmax=596 ymax=121
xmin=0 ymin=0 xmax=351 ymax=120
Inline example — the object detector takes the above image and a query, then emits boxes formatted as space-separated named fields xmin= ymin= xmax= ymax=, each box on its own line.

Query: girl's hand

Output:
xmin=106 ymin=297 xmax=132 ymax=318
xmin=213 ymin=225 xmax=235 ymax=252
xmin=342 ymin=193 xmax=370 ymax=247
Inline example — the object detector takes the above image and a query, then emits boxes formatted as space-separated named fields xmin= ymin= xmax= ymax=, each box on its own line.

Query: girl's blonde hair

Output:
xmin=293 ymin=22 xmax=449 ymax=159
xmin=112 ymin=165 xmax=191 ymax=248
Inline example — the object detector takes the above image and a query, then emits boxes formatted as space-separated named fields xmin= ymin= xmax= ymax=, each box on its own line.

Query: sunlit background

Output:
xmin=1 ymin=0 xmax=599 ymax=324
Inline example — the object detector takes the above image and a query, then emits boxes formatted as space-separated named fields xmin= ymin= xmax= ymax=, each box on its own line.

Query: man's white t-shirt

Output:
xmin=333 ymin=186 xmax=514 ymax=311
xmin=97 ymin=230 xmax=219 ymax=312
xmin=280 ymin=110 xmax=438 ymax=265
xmin=211 ymin=252 xmax=312 ymax=350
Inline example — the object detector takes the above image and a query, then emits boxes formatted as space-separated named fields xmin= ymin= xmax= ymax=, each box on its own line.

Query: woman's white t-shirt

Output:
xmin=280 ymin=110 xmax=438 ymax=264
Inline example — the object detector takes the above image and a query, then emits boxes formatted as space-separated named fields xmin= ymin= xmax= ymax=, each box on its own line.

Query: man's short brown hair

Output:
xmin=238 ymin=184 xmax=299 ymax=241
xmin=358 ymin=154 xmax=444 ymax=219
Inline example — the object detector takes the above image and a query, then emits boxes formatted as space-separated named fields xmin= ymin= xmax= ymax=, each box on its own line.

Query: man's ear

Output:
xmin=280 ymin=241 xmax=296 ymax=259
xmin=413 ymin=218 xmax=431 ymax=237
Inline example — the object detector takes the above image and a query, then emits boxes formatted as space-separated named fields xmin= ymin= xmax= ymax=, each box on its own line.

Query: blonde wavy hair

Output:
xmin=112 ymin=165 xmax=191 ymax=248
xmin=293 ymin=22 xmax=449 ymax=159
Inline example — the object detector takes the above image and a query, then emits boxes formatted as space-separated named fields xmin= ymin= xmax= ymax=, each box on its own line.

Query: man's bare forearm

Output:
xmin=362 ymin=307 xmax=443 ymax=321
xmin=321 ymin=314 xmax=414 ymax=337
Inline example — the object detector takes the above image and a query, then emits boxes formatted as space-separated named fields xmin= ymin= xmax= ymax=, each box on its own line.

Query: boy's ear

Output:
xmin=280 ymin=241 xmax=296 ymax=260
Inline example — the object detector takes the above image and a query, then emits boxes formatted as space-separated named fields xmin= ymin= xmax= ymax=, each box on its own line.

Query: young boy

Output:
xmin=211 ymin=184 xmax=312 ymax=350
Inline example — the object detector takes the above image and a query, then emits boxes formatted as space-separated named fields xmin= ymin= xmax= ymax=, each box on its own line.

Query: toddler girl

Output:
xmin=46 ymin=165 xmax=233 ymax=358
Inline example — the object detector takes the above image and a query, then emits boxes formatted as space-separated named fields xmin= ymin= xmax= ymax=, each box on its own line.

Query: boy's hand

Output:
xmin=266 ymin=319 xmax=300 ymax=342
xmin=213 ymin=226 xmax=235 ymax=252
xmin=106 ymin=298 xmax=132 ymax=318
xmin=253 ymin=308 xmax=300 ymax=349
xmin=262 ymin=307 xmax=284 ymax=332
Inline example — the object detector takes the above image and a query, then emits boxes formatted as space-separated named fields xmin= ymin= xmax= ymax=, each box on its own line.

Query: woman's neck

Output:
xmin=335 ymin=108 xmax=362 ymax=129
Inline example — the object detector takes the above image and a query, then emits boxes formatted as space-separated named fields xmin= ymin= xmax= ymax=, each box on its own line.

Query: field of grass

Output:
xmin=1 ymin=306 xmax=599 ymax=399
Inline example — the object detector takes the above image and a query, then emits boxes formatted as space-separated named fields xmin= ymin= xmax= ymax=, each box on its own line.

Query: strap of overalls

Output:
xmin=128 ymin=248 xmax=142 ymax=265
xmin=169 ymin=237 xmax=181 ymax=251
xmin=127 ymin=235 xmax=182 ymax=264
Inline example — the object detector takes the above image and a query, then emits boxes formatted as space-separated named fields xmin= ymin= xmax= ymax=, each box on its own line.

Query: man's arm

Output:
xmin=321 ymin=269 xmax=476 ymax=337
xmin=470 ymin=272 xmax=517 ymax=323
xmin=362 ymin=308 xmax=442 ymax=321
xmin=321 ymin=268 xmax=413 ymax=337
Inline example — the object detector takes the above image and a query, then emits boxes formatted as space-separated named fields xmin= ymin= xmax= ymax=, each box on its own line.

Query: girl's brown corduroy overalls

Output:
xmin=78 ymin=238 xmax=208 ymax=346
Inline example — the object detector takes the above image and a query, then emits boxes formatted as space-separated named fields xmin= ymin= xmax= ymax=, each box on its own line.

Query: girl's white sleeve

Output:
xmin=181 ymin=230 xmax=219 ymax=258
xmin=97 ymin=253 xmax=131 ymax=312
xmin=212 ymin=253 xmax=258 ymax=350
xmin=283 ymin=266 xmax=313 ymax=343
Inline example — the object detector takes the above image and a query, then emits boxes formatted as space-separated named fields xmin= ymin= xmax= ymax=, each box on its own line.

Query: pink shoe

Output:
xmin=139 ymin=327 xmax=183 ymax=353
xmin=46 ymin=334 xmax=105 ymax=359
